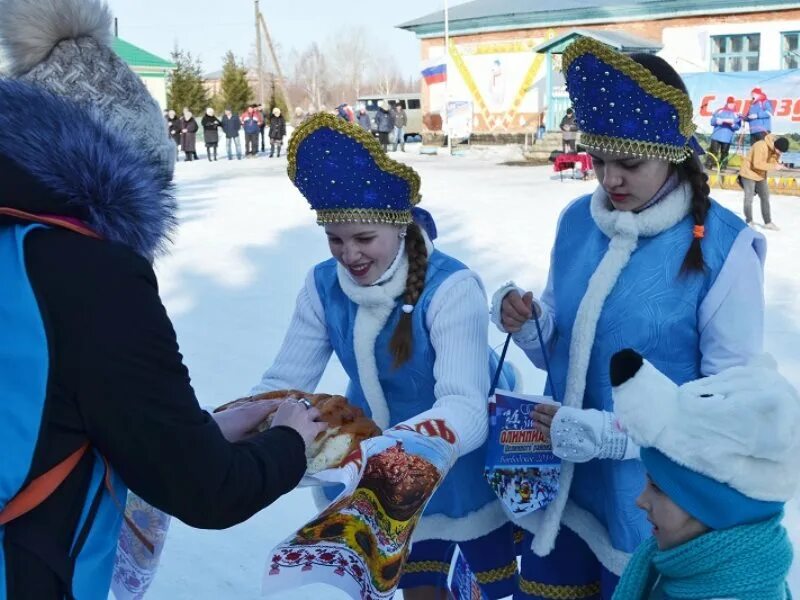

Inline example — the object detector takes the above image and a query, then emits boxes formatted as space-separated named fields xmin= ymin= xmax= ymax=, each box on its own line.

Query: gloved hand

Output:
xmin=549 ymin=407 xmax=639 ymax=463
xmin=490 ymin=281 xmax=546 ymax=349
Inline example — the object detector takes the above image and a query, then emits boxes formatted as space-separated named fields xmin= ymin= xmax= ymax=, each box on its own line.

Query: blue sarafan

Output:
xmin=563 ymin=37 xmax=697 ymax=163
xmin=287 ymin=113 xmax=421 ymax=226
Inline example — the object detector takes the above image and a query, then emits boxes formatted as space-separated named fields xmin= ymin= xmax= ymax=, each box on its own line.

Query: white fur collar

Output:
xmin=341 ymin=240 xmax=406 ymax=287
xmin=528 ymin=180 xmax=693 ymax=558
xmin=590 ymin=181 xmax=692 ymax=240
xmin=333 ymin=232 xmax=433 ymax=430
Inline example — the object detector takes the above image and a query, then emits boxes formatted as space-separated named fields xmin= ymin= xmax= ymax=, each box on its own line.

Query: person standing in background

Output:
xmin=374 ymin=99 xmax=394 ymax=152
xmin=392 ymin=103 xmax=408 ymax=152
xmin=257 ymin=103 xmax=268 ymax=152
xmin=166 ymin=109 xmax=181 ymax=159
xmin=180 ymin=108 xmax=198 ymax=161
xmin=201 ymin=107 xmax=221 ymax=162
xmin=707 ymin=96 xmax=742 ymax=169
xmin=739 ymin=134 xmax=788 ymax=230
xmin=747 ymin=87 xmax=772 ymax=144
xmin=559 ymin=107 xmax=578 ymax=153
xmin=221 ymin=107 xmax=243 ymax=160
xmin=356 ymin=105 xmax=372 ymax=131
xmin=268 ymin=107 xmax=286 ymax=158
xmin=242 ymin=105 xmax=262 ymax=158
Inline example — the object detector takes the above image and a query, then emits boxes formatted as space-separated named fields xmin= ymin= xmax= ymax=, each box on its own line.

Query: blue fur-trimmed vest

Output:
xmin=314 ymin=250 xmax=510 ymax=523
xmin=546 ymin=197 xmax=746 ymax=553
xmin=0 ymin=224 xmax=126 ymax=600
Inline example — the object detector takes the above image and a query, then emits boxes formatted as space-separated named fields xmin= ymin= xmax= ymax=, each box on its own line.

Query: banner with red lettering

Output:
xmin=681 ymin=69 xmax=800 ymax=134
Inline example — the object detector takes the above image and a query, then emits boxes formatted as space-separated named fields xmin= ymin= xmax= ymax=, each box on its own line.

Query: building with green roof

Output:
xmin=112 ymin=37 xmax=175 ymax=110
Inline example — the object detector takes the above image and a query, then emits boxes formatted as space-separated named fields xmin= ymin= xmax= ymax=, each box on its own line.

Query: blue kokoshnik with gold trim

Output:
xmin=288 ymin=113 xmax=421 ymax=226
xmin=563 ymin=37 xmax=697 ymax=163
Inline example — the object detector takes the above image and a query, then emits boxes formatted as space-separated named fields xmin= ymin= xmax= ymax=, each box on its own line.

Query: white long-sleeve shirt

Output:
xmin=252 ymin=259 xmax=491 ymax=457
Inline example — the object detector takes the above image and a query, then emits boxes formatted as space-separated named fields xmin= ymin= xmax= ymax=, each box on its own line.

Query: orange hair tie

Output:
xmin=693 ymin=225 xmax=705 ymax=239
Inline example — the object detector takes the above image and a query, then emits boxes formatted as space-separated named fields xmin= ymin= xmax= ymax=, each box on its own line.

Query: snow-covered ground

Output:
xmin=143 ymin=144 xmax=800 ymax=599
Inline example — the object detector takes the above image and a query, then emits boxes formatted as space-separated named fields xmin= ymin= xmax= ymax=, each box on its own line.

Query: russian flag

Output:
xmin=422 ymin=61 xmax=447 ymax=85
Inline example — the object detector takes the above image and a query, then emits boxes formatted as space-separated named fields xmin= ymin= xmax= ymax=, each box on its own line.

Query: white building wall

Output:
xmin=661 ymin=19 xmax=800 ymax=73
xmin=139 ymin=75 xmax=169 ymax=110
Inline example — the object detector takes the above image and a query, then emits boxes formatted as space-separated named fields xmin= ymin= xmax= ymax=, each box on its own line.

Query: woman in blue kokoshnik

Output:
xmin=252 ymin=113 xmax=518 ymax=600
xmin=492 ymin=38 xmax=767 ymax=598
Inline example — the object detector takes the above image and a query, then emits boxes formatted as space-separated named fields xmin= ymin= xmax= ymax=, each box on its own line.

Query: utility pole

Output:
xmin=444 ymin=0 xmax=452 ymax=155
xmin=255 ymin=0 xmax=265 ymax=105
xmin=259 ymin=12 xmax=293 ymax=112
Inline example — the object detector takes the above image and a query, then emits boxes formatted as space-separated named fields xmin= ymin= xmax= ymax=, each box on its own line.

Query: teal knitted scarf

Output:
xmin=612 ymin=513 xmax=793 ymax=600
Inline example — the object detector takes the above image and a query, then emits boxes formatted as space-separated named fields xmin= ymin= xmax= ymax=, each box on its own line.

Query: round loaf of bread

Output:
xmin=214 ymin=390 xmax=381 ymax=473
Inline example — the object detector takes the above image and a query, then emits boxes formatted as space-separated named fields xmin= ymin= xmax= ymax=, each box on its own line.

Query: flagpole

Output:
xmin=444 ymin=0 xmax=452 ymax=155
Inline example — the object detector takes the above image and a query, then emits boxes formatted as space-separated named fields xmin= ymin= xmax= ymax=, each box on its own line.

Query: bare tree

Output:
xmin=368 ymin=50 xmax=404 ymax=97
xmin=291 ymin=42 xmax=330 ymax=111
xmin=327 ymin=25 xmax=372 ymax=103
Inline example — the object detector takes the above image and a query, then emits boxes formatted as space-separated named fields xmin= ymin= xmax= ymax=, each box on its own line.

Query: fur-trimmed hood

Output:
xmin=0 ymin=79 xmax=176 ymax=260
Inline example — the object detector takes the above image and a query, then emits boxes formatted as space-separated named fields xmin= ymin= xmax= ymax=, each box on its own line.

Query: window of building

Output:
xmin=710 ymin=34 xmax=760 ymax=72
xmin=782 ymin=32 xmax=800 ymax=69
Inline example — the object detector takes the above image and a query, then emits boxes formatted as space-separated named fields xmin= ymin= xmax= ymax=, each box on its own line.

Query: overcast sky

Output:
xmin=107 ymin=0 xmax=470 ymax=77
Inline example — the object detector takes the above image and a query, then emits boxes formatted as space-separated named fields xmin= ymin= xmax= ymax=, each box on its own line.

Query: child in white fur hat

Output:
xmin=608 ymin=349 xmax=798 ymax=600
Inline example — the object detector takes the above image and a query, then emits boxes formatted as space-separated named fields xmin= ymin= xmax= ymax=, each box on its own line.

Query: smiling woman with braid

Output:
xmin=490 ymin=38 xmax=767 ymax=599
xmin=250 ymin=113 xmax=520 ymax=600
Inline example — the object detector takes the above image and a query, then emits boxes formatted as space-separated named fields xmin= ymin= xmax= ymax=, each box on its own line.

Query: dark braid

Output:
xmin=389 ymin=223 xmax=429 ymax=367
xmin=677 ymin=155 xmax=711 ymax=274
xmin=628 ymin=53 xmax=710 ymax=276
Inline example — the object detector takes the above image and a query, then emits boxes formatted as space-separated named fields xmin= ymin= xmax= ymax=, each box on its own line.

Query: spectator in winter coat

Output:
xmin=356 ymin=105 xmax=372 ymax=131
xmin=257 ymin=103 xmax=268 ymax=151
xmin=739 ymin=134 xmax=788 ymax=230
xmin=374 ymin=100 xmax=394 ymax=152
xmin=221 ymin=108 xmax=243 ymax=160
xmin=166 ymin=109 xmax=181 ymax=156
xmin=268 ymin=107 xmax=286 ymax=158
xmin=747 ymin=87 xmax=772 ymax=144
xmin=392 ymin=104 xmax=408 ymax=152
xmin=201 ymin=107 xmax=222 ymax=162
xmin=242 ymin=105 xmax=262 ymax=157
xmin=559 ymin=107 xmax=578 ymax=153
xmin=293 ymin=106 xmax=307 ymax=126
xmin=707 ymin=96 xmax=742 ymax=169
xmin=180 ymin=109 xmax=199 ymax=161
xmin=609 ymin=351 xmax=797 ymax=600
xmin=0 ymin=0 xmax=325 ymax=598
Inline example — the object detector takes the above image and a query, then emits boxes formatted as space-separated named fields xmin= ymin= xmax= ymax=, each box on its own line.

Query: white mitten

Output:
xmin=550 ymin=407 xmax=638 ymax=463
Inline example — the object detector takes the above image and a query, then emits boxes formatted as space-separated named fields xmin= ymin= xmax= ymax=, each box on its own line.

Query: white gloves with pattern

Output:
xmin=549 ymin=407 xmax=639 ymax=463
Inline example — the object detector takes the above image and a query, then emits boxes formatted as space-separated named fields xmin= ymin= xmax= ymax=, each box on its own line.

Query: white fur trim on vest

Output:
xmin=337 ymin=256 xmax=407 ymax=430
xmin=523 ymin=183 xmax=692 ymax=558
xmin=413 ymin=499 xmax=509 ymax=543
xmin=334 ymin=233 xmax=434 ymax=430
xmin=562 ymin=501 xmax=631 ymax=575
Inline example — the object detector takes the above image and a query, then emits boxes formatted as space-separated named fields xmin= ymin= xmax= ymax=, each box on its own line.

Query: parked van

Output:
xmin=357 ymin=92 xmax=422 ymax=139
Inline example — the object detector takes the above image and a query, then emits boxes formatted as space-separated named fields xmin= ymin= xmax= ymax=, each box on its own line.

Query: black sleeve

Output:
xmin=30 ymin=231 xmax=308 ymax=529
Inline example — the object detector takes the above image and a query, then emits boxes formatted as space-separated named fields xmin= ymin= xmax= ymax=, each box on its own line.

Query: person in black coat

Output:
xmin=180 ymin=108 xmax=199 ymax=161
xmin=201 ymin=107 xmax=222 ymax=161
xmin=268 ymin=107 xmax=287 ymax=158
xmin=166 ymin=109 xmax=182 ymax=157
xmin=374 ymin=100 xmax=394 ymax=152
